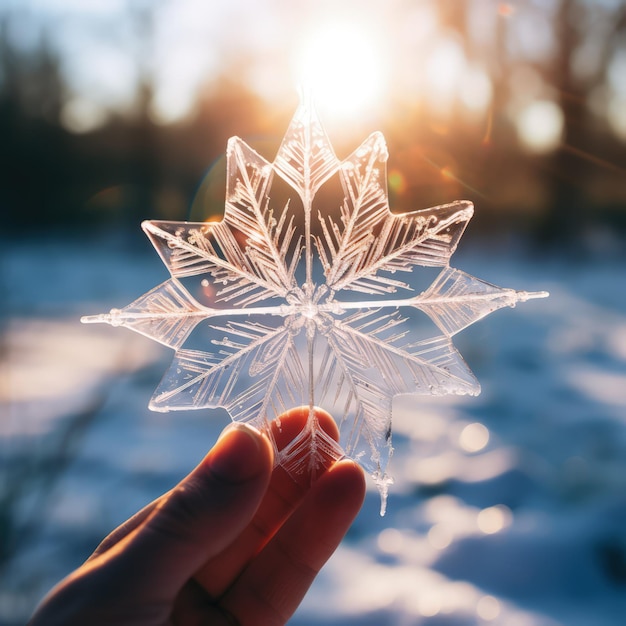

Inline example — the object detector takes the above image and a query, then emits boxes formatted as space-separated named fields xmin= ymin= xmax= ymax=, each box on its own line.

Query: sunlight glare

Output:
xmin=293 ymin=22 xmax=386 ymax=118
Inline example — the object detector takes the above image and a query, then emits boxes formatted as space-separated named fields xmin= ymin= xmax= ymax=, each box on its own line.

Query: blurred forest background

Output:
xmin=0 ymin=0 xmax=625 ymax=249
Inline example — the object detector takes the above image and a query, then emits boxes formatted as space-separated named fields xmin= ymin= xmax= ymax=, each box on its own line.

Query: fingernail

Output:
xmin=209 ymin=423 xmax=269 ymax=483
xmin=217 ymin=421 xmax=261 ymax=441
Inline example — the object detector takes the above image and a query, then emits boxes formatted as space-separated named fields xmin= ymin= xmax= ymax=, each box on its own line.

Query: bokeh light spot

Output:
xmin=459 ymin=422 xmax=490 ymax=453
xmin=477 ymin=504 xmax=512 ymax=534
xmin=476 ymin=595 xmax=501 ymax=621
xmin=607 ymin=95 xmax=626 ymax=141
xmin=60 ymin=97 xmax=108 ymax=133
xmin=516 ymin=100 xmax=564 ymax=153
xmin=460 ymin=65 xmax=493 ymax=113
xmin=425 ymin=37 xmax=466 ymax=112
xmin=417 ymin=591 xmax=442 ymax=617
xmin=428 ymin=523 xmax=453 ymax=550
xmin=377 ymin=527 xmax=405 ymax=554
xmin=607 ymin=48 xmax=626 ymax=97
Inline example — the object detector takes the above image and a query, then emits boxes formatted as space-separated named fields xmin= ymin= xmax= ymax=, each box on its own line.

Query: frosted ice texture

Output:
xmin=82 ymin=98 xmax=548 ymax=514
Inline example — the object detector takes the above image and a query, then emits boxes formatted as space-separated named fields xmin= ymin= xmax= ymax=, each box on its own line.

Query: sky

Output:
xmin=1 ymin=0 xmax=625 ymax=150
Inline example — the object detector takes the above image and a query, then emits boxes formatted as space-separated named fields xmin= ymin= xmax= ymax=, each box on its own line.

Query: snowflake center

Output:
xmin=286 ymin=284 xmax=331 ymax=320
xmin=301 ymin=301 xmax=318 ymax=319
xmin=283 ymin=284 xmax=338 ymax=334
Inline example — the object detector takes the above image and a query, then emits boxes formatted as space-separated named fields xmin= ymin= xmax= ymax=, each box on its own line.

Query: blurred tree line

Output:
xmin=0 ymin=1 xmax=625 ymax=252
xmin=0 ymin=20 xmax=278 ymax=234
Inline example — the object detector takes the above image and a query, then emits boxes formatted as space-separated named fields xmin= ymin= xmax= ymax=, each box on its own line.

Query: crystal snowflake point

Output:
xmin=82 ymin=98 xmax=547 ymax=513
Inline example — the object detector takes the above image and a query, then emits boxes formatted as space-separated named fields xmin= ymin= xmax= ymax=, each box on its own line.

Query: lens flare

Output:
xmin=388 ymin=169 xmax=407 ymax=195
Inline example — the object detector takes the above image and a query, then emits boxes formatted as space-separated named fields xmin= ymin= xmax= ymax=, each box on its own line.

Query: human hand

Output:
xmin=29 ymin=407 xmax=365 ymax=625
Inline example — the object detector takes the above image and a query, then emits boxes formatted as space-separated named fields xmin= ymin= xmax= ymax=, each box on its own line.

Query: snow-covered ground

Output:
xmin=2 ymin=234 xmax=626 ymax=625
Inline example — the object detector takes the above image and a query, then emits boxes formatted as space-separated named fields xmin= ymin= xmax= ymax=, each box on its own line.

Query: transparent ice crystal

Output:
xmin=82 ymin=95 xmax=548 ymax=514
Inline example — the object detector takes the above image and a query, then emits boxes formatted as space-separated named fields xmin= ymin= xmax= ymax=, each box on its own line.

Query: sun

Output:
xmin=293 ymin=21 xmax=387 ymax=119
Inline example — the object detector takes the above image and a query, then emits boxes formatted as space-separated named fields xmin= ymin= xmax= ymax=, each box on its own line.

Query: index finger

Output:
xmin=220 ymin=457 xmax=365 ymax=625
xmin=193 ymin=406 xmax=343 ymax=598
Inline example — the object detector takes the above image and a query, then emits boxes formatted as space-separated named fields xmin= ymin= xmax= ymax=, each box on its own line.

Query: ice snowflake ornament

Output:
xmin=82 ymin=96 xmax=548 ymax=514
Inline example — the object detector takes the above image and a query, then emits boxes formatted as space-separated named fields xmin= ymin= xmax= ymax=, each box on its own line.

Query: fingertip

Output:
xmin=205 ymin=423 xmax=274 ymax=484
xmin=317 ymin=459 xmax=366 ymax=513
xmin=271 ymin=406 xmax=340 ymax=450
xmin=216 ymin=457 xmax=365 ymax=624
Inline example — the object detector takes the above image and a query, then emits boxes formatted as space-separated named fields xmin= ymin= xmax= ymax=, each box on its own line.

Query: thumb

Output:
xmin=94 ymin=423 xmax=273 ymax=600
